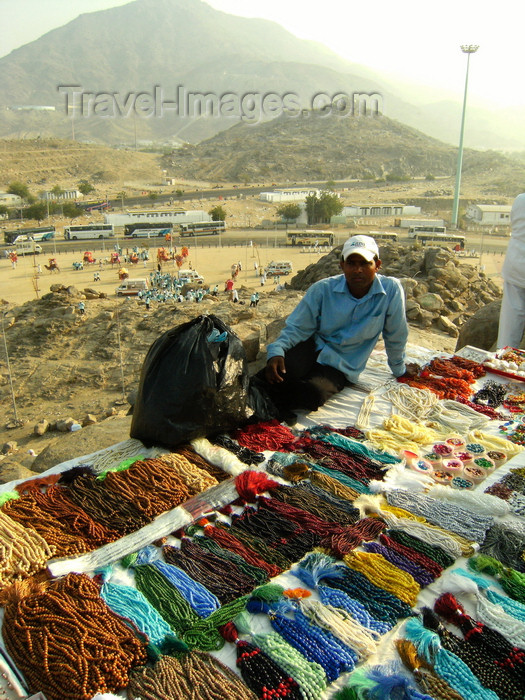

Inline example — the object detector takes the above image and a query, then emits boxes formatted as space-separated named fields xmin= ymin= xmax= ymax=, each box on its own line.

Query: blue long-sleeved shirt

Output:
xmin=266 ymin=273 xmax=408 ymax=382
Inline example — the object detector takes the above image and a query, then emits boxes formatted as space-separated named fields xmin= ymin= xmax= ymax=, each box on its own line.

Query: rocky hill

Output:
xmin=0 ymin=138 xmax=163 ymax=189
xmin=164 ymin=112 xmax=525 ymax=194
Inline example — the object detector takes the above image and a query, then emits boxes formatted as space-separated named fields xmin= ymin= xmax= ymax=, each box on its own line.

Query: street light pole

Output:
xmin=451 ymin=44 xmax=479 ymax=229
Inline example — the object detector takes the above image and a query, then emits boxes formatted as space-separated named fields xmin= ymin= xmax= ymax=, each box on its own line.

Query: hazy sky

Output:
xmin=1 ymin=0 xmax=521 ymax=108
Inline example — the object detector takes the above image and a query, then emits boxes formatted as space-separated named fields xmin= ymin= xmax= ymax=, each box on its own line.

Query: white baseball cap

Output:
xmin=341 ymin=235 xmax=379 ymax=262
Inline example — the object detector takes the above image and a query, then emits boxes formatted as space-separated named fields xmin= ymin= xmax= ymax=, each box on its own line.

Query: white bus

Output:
xmin=105 ymin=209 xmax=209 ymax=227
xmin=368 ymin=231 xmax=399 ymax=242
xmin=179 ymin=221 xmax=226 ymax=236
xmin=412 ymin=232 xmax=465 ymax=249
xmin=286 ymin=231 xmax=334 ymax=246
xmin=408 ymin=224 xmax=447 ymax=238
xmin=64 ymin=224 xmax=115 ymax=240
xmin=123 ymin=222 xmax=173 ymax=238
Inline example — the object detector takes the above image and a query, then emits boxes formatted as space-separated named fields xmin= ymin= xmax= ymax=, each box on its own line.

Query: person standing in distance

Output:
xmin=497 ymin=193 xmax=525 ymax=349
xmin=260 ymin=235 xmax=417 ymax=421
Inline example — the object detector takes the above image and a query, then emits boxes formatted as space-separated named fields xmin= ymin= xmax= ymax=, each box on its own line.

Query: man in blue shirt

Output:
xmin=260 ymin=235 xmax=415 ymax=421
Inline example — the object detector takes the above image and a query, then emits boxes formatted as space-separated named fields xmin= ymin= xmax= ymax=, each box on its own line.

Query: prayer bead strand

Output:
xmin=126 ymin=652 xmax=257 ymax=700
xmin=395 ymin=638 xmax=465 ymax=700
xmin=163 ymin=539 xmax=259 ymax=603
xmin=386 ymin=489 xmax=493 ymax=543
xmin=343 ymin=551 xmax=420 ymax=607
xmin=403 ymin=616 xmax=499 ymax=700
xmin=0 ymin=573 xmax=147 ymax=700
xmin=175 ymin=444 xmax=232 ymax=482
xmin=0 ymin=511 xmax=55 ymax=589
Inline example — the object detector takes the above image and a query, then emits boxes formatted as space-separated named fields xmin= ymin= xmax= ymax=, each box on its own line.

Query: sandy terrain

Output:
xmin=0 ymin=229 xmax=505 ymax=308
xmin=0 ymin=236 xmax=339 ymax=307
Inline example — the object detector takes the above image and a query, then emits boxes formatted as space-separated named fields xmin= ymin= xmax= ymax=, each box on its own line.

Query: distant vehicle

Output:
xmin=265 ymin=261 xmax=293 ymax=277
xmin=64 ymin=224 xmax=115 ymax=240
xmin=408 ymin=225 xmax=447 ymax=238
xmin=179 ymin=221 xmax=226 ymax=236
xmin=79 ymin=200 xmax=111 ymax=212
xmin=115 ymin=278 xmax=149 ymax=296
xmin=3 ymin=225 xmax=55 ymax=244
xmin=124 ymin=222 xmax=173 ymax=238
xmin=286 ymin=231 xmax=334 ymax=246
xmin=178 ymin=269 xmax=204 ymax=285
xmin=395 ymin=218 xmax=445 ymax=229
xmin=368 ymin=230 xmax=399 ymax=242
xmin=412 ymin=232 xmax=465 ymax=249
xmin=10 ymin=241 xmax=43 ymax=256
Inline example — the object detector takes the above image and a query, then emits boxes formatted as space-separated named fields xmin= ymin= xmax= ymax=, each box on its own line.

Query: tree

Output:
xmin=7 ymin=181 xmax=29 ymax=199
xmin=276 ymin=203 xmax=301 ymax=221
xmin=325 ymin=180 xmax=337 ymax=192
xmin=148 ymin=192 xmax=158 ymax=201
xmin=62 ymin=202 xmax=83 ymax=219
xmin=78 ymin=179 xmax=95 ymax=195
xmin=305 ymin=192 xmax=343 ymax=224
xmin=0 ymin=205 xmax=8 ymax=218
xmin=24 ymin=202 xmax=48 ymax=222
xmin=209 ymin=205 xmax=226 ymax=221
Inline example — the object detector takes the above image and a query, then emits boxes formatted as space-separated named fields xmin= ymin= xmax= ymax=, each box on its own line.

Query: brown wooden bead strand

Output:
xmin=2 ymin=494 xmax=90 ymax=558
xmin=175 ymin=444 xmax=232 ymax=483
xmin=0 ymin=573 xmax=147 ymax=700
xmin=127 ymin=651 xmax=257 ymax=700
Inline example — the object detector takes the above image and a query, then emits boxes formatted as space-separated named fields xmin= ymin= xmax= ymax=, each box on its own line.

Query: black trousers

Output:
xmin=256 ymin=336 xmax=347 ymax=414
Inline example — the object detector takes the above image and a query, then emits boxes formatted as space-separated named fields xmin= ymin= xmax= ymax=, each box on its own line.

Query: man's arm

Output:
xmin=382 ymin=279 xmax=409 ymax=377
xmin=265 ymin=287 xmax=322 ymax=380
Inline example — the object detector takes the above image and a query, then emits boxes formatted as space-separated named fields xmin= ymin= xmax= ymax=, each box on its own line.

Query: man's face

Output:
xmin=340 ymin=253 xmax=381 ymax=297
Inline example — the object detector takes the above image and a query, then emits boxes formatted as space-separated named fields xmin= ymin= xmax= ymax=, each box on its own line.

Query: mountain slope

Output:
xmin=1 ymin=0 xmax=523 ymax=149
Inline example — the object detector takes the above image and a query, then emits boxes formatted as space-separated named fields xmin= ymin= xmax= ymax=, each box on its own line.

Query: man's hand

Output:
xmin=265 ymin=356 xmax=286 ymax=384
xmin=398 ymin=362 xmax=421 ymax=379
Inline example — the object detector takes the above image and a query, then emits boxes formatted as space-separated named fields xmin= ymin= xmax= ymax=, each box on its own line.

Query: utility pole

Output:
xmin=451 ymin=44 xmax=479 ymax=229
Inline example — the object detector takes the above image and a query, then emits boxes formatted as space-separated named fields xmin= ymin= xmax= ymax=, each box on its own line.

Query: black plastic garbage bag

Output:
xmin=130 ymin=314 xmax=252 ymax=449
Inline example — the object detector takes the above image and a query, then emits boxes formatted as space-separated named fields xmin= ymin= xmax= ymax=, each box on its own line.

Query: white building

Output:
xmin=260 ymin=188 xmax=320 ymax=203
xmin=41 ymin=189 xmax=82 ymax=201
xmin=466 ymin=204 xmax=512 ymax=226
xmin=0 ymin=193 xmax=23 ymax=206
xmin=341 ymin=203 xmax=412 ymax=217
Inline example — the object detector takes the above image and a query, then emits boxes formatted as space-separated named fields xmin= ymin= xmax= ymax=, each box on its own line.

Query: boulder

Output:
xmin=1 ymin=441 xmax=17 ymax=455
xmin=438 ymin=315 xmax=459 ymax=337
xmin=455 ymin=300 xmax=502 ymax=351
xmin=0 ymin=459 xmax=37 ymax=485
xmin=405 ymin=299 xmax=422 ymax=321
xmin=419 ymin=293 xmax=444 ymax=313
xmin=234 ymin=322 xmax=261 ymax=362
xmin=34 ymin=419 xmax=49 ymax=436
xmin=31 ymin=415 xmax=133 ymax=473
xmin=56 ymin=417 xmax=76 ymax=432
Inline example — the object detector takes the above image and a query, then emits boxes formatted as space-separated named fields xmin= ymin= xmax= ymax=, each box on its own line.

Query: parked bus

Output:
xmin=368 ymin=230 xmax=399 ymax=242
xmin=3 ymin=226 xmax=55 ymax=244
xmin=286 ymin=230 xmax=334 ymax=246
xmin=63 ymin=224 xmax=115 ymax=240
xmin=124 ymin=222 xmax=173 ymax=238
xmin=412 ymin=232 xmax=465 ymax=249
xmin=179 ymin=221 xmax=226 ymax=236
xmin=408 ymin=225 xmax=447 ymax=238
